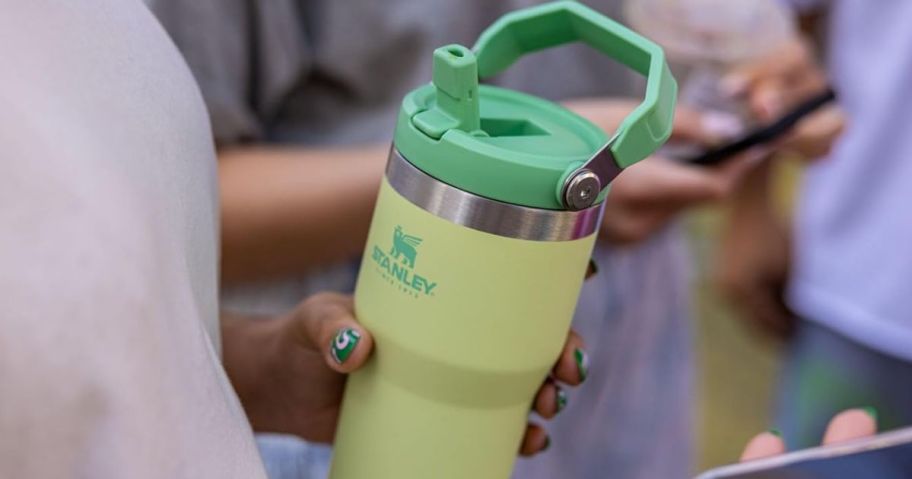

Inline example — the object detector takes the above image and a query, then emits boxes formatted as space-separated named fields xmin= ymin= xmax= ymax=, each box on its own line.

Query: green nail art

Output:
xmin=574 ymin=348 xmax=589 ymax=382
xmin=330 ymin=328 xmax=361 ymax=364
xmin=861 ymin=406 xmax=879 ymax=425
xmin=555 ymin=387 xmax=568 ymax=413
xmin=768 ymin=428 xmax=782 ymax=438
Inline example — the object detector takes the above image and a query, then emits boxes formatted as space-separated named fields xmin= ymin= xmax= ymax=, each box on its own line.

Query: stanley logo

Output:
xmin=371 ymin=226 xmax=438 ymax=298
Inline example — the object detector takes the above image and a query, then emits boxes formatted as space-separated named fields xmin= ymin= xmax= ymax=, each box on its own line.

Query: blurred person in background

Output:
xmin=717 ymin=0 xmax=912 ymax=449
xmin=146 ymin=1 xmax=757 ymax=478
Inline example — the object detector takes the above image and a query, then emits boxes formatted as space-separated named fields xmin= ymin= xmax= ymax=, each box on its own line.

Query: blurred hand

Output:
xmin=779 ymin=104 xmax=845 ymax=160
xmin=740 ymin=409 xmax=878 ymax=461
xmin=723 ymin=36 xmax=846 ymax=160
xmin=222 ymin=293 xmax=589 ymax=456
xmin=601 ymin=154 xmax=757 ymax=245
xmin=715 ymin=163 xmax=795 ymax=339
xmin=724 ymin=37 xmax=827 ymax=122
xmin=566 ymin=98 xmax=758 ymax=246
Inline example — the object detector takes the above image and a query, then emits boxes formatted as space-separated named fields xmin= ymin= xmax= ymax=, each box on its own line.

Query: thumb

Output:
xmin=293 ymin=292 xmax=374 ymax=374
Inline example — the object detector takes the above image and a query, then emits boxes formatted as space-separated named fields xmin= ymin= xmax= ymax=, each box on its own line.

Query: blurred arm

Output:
xmin=715 ymin=159 xmax=797 ymax=339
xmin=713 ymin=12 xmax=844 ymax=338
xmin=145 ymin=1 xmax=384 ymax=285
xmin=219 ymin=145 xmax=388 ymax=285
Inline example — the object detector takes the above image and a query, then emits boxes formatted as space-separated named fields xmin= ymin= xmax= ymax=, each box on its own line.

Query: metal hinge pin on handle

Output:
xmin=562 ymin=140 xmax=623 ymax=211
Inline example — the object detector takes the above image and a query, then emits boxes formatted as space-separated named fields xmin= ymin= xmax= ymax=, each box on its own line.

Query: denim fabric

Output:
xmin=257 ymin=435 xmax=332 ymax=479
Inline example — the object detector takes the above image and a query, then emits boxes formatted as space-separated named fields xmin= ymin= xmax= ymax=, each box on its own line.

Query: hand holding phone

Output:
xmin=697 ymin=409 xmax=912 ymax=479
xmin=684 ymin=88 xmax=837 ymax=166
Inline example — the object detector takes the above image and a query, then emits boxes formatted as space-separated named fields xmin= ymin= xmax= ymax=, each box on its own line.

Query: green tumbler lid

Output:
xmin=393 ymin=1 xmax=677 ymax=210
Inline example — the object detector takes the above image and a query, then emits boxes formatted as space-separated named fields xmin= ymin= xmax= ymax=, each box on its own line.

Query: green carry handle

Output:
xmin=473 ymin=0 xmax=677 ymax=210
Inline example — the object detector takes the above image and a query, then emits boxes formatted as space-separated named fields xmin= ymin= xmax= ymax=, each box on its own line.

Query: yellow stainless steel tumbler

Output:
xmin=329 ymin=2 xmax=677 ymax=478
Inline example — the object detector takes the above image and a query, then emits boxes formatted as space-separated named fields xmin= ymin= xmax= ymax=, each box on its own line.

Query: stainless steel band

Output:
xmin=386 ymin=149 xmax=604 ymax=242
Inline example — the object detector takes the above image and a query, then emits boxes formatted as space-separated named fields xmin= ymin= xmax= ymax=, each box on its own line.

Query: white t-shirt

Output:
xmin=0 ymin=0 xmax=267 ymax=477
xmin=785 ymin=0 xmax=912 ymax=361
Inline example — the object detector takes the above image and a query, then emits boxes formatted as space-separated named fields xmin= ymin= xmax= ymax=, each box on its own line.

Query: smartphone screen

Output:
xmin=698 ymin=428 xmax=912 ymax=479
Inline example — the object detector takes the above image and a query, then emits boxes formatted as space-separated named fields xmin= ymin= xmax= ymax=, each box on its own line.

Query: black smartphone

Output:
xmin=684 ymin=88 xmax=837 ymax=166
xmin=696 ymin=426 xmax=912 ymax=479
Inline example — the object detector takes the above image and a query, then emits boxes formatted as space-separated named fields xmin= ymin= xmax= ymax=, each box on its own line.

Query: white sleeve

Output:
xmin=0 ymin=2 xmax=267 ymax=478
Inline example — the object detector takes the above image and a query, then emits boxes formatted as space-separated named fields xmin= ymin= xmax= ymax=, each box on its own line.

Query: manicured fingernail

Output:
xmin=555 ymin=387 xmax=568 ymax=413
xmin=542 ymin=435 xmax=551 ymax=451
xmin=330 ymin=328 xmax=361 ymax=364
xmin=768 ymin=428 xmax=782 ymax=438
xmin=574 ymin=348 xmax=589 ymax=383
xmin=861 ymin=406 xmax=879 ymax=425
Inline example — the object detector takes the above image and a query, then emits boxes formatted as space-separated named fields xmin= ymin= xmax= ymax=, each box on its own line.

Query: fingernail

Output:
xmin=861 ymin=406 xmax=879 ymax=425
xmin=542 ymin=435 xmax=551 ymax=451
xmin=574 ymin=348 xmax=589 ymax=383
xmin=768 ymin=428 xmax=782 ymax=438
xmin=330 ymin=328 xmax=361 ymax=364
xmin=555 ymin=387 xmax=568 ymax=413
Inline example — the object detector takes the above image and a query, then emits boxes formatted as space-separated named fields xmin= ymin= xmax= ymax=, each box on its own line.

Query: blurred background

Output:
xmin=689 ymin=159 xmax=798 ymax=469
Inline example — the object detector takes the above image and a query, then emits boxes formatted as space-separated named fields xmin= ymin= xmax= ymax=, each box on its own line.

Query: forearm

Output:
xmin=218 ymin=145 xmax=388 ymax=285
xmin=563 ymin=98 xmax=637 ymax=134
